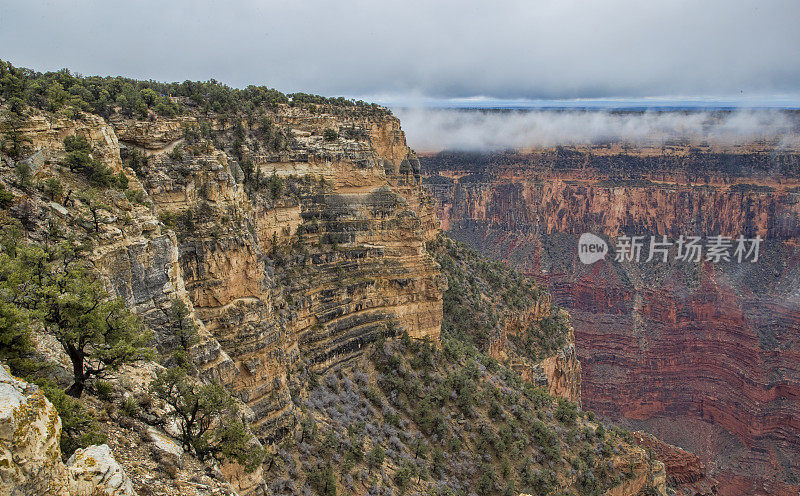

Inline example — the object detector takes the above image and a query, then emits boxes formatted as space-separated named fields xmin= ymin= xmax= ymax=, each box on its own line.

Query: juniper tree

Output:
xmin=0 ymin=109 xmax=30 ymax=159
xmin=166 ymin=298 xmax=199 ymax=370
xmin=150 ymin=365 xmax=264 ymax=471
xmin=0 ymin=228 xmax=151 ymax=396
xmin=38 ymin=241 xmax=151 ymax=397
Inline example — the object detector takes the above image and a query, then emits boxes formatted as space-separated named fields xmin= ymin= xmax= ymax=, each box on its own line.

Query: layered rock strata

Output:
xmin=422 ymin=145 xmax=800 ymax=496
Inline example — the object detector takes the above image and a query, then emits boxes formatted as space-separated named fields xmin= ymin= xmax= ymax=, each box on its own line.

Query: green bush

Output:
xmin=150 ymin=366 xmax=264 ymax=471
xmin=42 ymin=177 xmax=64 ymax=201
xmin=0 ymin=183 xmax=13 ymax=208
xmin=64 ymin=135 xmax=90 ymax=153
xmin=323 ymin=128 xmax=338 ymax=141
xmin=555 ymin=398 xmax=578 ymax=426
xmin=35 ymin=379 xmax=107 ymax=458
xmin=94 ymin=380 xmax=114 ymax=401
xmin=308 ymin=463 xmax=337 ymax=496
xmin=596 ymin=423 xmax=606 ymax=439
xmin=159 ymin=211 xmax=177 ymax=228
xmin=62 ymin=136 xmax=126 ymax=188
xmin=14 ymin=162 xmax=33 ymax=189
xmin=120 ymin=396 xmax=140 ymax=417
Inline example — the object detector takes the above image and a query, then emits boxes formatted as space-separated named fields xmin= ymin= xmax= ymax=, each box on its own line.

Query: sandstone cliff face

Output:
xmin=9 ymin=103 xmax=444 ymax=445
xmin=132 ymin=110 xmax=443 ymax=441
xmin=422 ymin=146 xmax=800 ymax=496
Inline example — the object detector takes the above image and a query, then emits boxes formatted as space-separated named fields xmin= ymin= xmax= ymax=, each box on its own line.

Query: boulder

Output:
xmin=0 ymin=365 xmax=69 ymax=496
xmin=0 ymin=365 xmax=135 ymax=496
xmin=147 ymin=426 xmax=184 ymax=467
xmin=67 ymin=444 xmax=135 ymax=496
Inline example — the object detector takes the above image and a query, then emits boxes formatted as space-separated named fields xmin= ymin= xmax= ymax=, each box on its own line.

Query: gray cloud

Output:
xmin=1 ymin=0 xmax=799 ymax=101
xmin=393 ymin=108 xmax=800 ymax=151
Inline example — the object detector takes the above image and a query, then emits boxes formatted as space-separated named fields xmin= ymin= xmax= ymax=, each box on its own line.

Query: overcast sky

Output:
xmin=1 ymin=0 xmax=799 ymax=103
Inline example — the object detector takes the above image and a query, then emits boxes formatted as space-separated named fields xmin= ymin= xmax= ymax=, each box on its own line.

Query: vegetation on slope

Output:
xmin=258 ymin=237 xmax=650 ymax=496
xmin=265 ymin=331 xmax=647 ymax=496
xmin=0 ymin=58 xmax=389 ymax=121
xmin=428 ymin=234 xmax=570 ymax=361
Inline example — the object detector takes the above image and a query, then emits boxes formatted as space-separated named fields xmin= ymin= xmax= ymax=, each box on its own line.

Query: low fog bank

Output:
xmin=393 ymin=108 xmax=800 ymax=152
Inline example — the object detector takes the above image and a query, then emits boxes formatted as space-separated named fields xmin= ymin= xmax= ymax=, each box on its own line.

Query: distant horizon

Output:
xmin=392 ymin=106 xmax=800 ymax=152
xmin=379 ymin=96 xmax=800 ymax=112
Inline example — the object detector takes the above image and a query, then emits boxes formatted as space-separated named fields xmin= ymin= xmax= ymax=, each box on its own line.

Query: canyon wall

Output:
xmin=1 ymin=89 xmax=667 ymax=494
xmin=12 ymin=105 xmax=445 ymax=445
xmin=422 ymin=145 xmax=800 ymax=496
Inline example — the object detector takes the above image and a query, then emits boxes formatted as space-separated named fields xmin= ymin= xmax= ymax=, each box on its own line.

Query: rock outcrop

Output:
xmin=633 ymin=431 xmax=718 ymax=496
xmin=67 ymin=444 xmax=135 ymax=496
xmin=422 ymin=145 xmax=800 ymax=496
xmin=0 ymin=365 xmax=68 ymax=495
xmin=0 ymin=366 xmax=133 ymax=496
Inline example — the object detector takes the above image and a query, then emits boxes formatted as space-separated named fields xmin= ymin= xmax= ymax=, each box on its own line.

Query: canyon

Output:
xmin=0 ymin=64 xmax=668 ymax=496
xmin=422 ymin=144 xmax=800 ymax=496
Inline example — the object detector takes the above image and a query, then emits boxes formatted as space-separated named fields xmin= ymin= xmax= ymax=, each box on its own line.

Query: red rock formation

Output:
xmin=633 ymin=431 xmax=718 ymax=495
xmin=422 ymin=145 xmax=800 ymax=496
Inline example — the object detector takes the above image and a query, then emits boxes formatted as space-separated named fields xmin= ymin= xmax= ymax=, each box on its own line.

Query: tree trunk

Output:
xmin=66 ymin=377 xmax=84 ymax=397
xmin=66 ymin=347 xmax=85 ymax=397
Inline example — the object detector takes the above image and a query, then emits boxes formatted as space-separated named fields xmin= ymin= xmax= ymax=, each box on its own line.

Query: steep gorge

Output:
xmin=0 ymin=71 xmax=668 ymax=496
xmin=422 ymin=145 xmax=800 ymax=496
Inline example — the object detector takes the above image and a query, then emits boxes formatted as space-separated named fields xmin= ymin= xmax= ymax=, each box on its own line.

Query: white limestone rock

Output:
xmin=67 ymin=443 xmax=135 ymax=496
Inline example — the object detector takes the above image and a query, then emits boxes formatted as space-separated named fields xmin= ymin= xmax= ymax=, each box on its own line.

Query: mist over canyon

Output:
xmin=395 ymin=108 xmax=800 ymax=151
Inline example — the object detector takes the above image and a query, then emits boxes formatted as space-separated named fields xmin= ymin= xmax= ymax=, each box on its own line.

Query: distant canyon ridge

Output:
xmin=421 ymin=143 xmax=800 ymax=496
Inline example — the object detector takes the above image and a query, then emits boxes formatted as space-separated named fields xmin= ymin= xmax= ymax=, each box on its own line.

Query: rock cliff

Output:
xmin=0 ymin=64 xmax=666 ymax=494
xmin=422 ymin=145 xmax=800 ymax=496
xmin=7 ymin=103 xmax=445 ymax=444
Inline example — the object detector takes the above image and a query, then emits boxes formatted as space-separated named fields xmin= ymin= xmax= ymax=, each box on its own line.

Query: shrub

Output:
xmin=120 ymin=396 xmax=140 ymax=417
xmin=64 ymin=135 xmax=91 ymax=153
xmin=159 ymin=211 xmax=177 ymax=228
xmin=596 ymin=423 xmax=606 ymax=439
xmin=394 ymin=461 xmax=415 ymax=494
xmin=36 ymin=379 xmax=107 ymax=458
xmin=476 ymin=465 xmax=495 ymax=495
xmin=94 ymin=380 xmax=114 ymax=401
xmin=323 ymin=128 xmax=338 ymax=141
xmin=169 ymin=146 xmax=184 ymax=162
xmin=555 ymin=398 xmax=578 ymax=426
xmin=14 ymin=162 xmax=33 ymax=189
xmin=42 ymin=177 xmax=64 ymax=201
xmin=0 ymin=183 xmax=13 ymax=208
xmin=367 ymin=444 xmax=385 ymax=474
xmin=121 ymin=148 xmax=148 ymax=177
xmin=308 ymin=463 xmax=337 ymax=496
xmin=63 ymin=136 xmax=125 ymax=189
xmin=125 ymin=189 xmax=146 ymax=205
